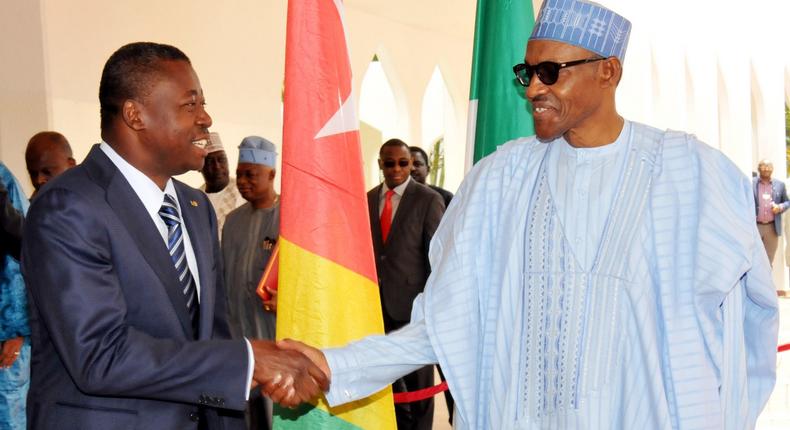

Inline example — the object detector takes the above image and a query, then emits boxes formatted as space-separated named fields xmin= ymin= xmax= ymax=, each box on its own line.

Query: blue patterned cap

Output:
xmin=238 ymin=136 xmax=277 ymax=167
xmin=530 ymin=0 xmax=632 ymax=60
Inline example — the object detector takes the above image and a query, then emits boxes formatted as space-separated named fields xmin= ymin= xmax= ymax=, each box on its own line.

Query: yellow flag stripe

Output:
xmin=277 ymin=238 xmax=396 ymax=429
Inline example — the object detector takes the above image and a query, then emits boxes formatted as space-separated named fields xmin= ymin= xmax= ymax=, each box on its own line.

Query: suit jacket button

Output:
xmin=189 ymin=411 xmax=200 ymax=422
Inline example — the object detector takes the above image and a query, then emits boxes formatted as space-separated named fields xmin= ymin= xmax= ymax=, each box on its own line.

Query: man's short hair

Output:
xmin=379 ymin=138 xmax=410 ymax=156
xmin=25 ymin=131 xmax=73 ymax=158
xmin=409 ymin=146 xmax=430 ymax=169
xmin=99 ymin=42 xmax=190 ymax=131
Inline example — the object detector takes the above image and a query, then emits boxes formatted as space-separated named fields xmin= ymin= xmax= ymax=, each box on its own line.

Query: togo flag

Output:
xmin=275 ymin=0 xmax=397 ymax=429
xmin=466 ymin=0 xmax=536 ymax=166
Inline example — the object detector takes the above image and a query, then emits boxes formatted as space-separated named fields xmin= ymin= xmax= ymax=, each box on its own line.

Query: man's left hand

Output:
xmin=263 ymin=286 xmax=277 ymax=313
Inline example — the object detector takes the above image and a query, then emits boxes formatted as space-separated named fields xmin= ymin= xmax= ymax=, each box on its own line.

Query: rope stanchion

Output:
xmin=780 ymin=343 xmax=790 ymax=353
xmin=393 ymin=382 xmax=448 ymax=404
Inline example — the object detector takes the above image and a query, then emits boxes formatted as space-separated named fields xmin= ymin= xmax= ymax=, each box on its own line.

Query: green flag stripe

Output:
xmin=469 ymin=0 xmax=536 ymax=163
xmin=274 ymin=404 xmax=364 ymax=430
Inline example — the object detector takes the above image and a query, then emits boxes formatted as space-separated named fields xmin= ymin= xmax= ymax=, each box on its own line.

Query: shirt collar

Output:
xmin=382 ymin=175 xmax=411 ymax=197
xmin=100 ymin=141 xmax=179 ymax=217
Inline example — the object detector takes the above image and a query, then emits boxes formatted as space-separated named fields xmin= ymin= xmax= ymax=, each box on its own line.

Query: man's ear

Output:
xmin=269 ymin=168 xmax=276 ymax=180
xmin=121 ymin=100 xmax=145 ymax=131
xmin=377 ymin=158 xmax=384 ymax=170
xmin=67 ymin=157 xmax=76 ymax=167
xmin=599 ymin=57 xmax=623 ymax=88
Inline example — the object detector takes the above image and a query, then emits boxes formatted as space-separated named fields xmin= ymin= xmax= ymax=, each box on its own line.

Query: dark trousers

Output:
xmin=436 ymin=365 xmax=454 ymax=424
xmin=384 ymin=313 xmax=435 ymax=430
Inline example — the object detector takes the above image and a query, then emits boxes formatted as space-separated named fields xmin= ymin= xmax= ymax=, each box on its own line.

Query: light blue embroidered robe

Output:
xmin=323 ymin=122 xmax=778 ymax=429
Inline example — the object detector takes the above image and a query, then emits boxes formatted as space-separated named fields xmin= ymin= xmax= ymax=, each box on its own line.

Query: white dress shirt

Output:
xmin=100 ymin=142 xmax=202 ymax=297
xmin=378 ymin=175 xmax=411 ymax=221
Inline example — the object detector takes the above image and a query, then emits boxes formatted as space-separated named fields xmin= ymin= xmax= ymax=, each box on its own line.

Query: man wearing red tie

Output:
xmin=367 ymin=138 xmax=445 ymax=430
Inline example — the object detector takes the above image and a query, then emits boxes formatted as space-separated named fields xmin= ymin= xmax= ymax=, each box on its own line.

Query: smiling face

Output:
xmin=135 ymin=60 xmax=212 ymax=179
xmin=236 ymin=162 xmax=275 ymax=205
xmin=524 ymin=40 xmax=607 ymax=142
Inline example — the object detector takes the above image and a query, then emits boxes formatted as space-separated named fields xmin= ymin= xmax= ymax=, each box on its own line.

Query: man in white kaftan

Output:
xmin=278 ymin=1 xmax=779 ymax=428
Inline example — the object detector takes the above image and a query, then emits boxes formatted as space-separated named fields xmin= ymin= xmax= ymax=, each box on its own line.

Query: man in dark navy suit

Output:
xmin=21 ymin=42 xmax=326 ymax=430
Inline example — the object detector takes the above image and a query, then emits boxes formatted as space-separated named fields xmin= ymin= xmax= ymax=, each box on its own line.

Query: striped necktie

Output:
xmin=159 ymin=194 xmax=200 ymax=339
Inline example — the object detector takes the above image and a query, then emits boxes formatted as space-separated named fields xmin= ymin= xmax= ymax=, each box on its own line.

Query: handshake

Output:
xmin=249 ymin=339 xmax=330 ymax=408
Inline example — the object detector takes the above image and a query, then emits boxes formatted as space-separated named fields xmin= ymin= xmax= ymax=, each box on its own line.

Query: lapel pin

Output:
xmin=190 ymin=200 xmax=198 ymax=207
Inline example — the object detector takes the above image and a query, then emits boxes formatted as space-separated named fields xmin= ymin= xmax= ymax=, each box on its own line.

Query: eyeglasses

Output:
xmin=383 ymin=159 xmax=410 ymax=168
xmin=512 ymin=57 xmax=606 ymax=87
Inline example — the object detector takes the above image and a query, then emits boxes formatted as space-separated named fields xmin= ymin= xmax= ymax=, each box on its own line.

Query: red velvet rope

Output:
xmin=391 ymin=345 xmax=790 ymax=404
xmin=393 ymin=381 xmax=448 ymax=404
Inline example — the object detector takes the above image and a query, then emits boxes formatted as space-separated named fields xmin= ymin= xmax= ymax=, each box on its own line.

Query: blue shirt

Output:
xmin=323 ymin=122 xmax=778 ymax=429
xmin=0 ymin=163 xmax=30 ymax=340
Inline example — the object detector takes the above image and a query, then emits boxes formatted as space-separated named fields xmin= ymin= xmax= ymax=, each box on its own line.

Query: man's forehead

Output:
xmin=238 ymin=162 xmax=270 ymax=171
xmin=526 ymin=39 xmax=596 ymax=62
xmin=381 ymin=147 xmax=410 ymax=158
xmin=28 ymin=141 xmax=68 ymax=158
xmin=152 ymin=61 xmax=202 ymax=95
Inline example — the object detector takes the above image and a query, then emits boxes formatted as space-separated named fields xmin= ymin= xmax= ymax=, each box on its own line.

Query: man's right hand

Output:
xmin=277 ymin=339 xmax=331 ymax=381
xmin=249 ymin=340 xmax=329 ymax=408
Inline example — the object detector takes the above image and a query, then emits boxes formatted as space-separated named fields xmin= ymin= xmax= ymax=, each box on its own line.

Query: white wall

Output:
xmin=0 ymin=0 xmax=476 ymax=196
xmin=1 ymin=1 xmax=789 ymax=285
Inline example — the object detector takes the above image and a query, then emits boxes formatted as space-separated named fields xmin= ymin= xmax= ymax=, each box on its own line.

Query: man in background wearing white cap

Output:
xmin=200 ymin=132 xmax=245 ymax=235
xmin=222 ymin=136 xmax=280 ymax=430
xmin=279 ymin=0 xmax=778 ymax=428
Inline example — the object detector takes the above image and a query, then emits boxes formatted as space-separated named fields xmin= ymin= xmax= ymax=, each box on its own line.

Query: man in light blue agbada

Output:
xmin=279 ymin=1 xmax=779 ymax=428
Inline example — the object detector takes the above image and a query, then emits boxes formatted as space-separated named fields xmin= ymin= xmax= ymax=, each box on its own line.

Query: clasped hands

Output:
xmin=250 ymin=339 xmax=330 ymax=408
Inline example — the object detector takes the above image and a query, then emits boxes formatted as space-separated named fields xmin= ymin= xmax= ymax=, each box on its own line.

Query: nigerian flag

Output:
xmin=467 ymin=0 xmax=536 ymax=165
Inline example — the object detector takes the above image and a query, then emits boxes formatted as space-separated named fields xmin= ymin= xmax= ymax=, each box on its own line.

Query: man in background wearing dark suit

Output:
xmin=753 ymin=159 xmax=790 ymax=266
xmin=367 ymin=138 xmax=444 ymax=430
xmin=21 ymin=42 xmax=326 ymax=430
xmin=409 ymin=145 xmax=453 ymax=208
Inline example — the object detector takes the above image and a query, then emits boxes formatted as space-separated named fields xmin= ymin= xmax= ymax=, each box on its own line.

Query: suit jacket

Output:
xmin=428 ymin=184 xmax=453 ymax=209
xmin=21 ymin=145 xmax=248 ymax=430
xmin=753 ymin=176 xmax=790 ymax=235
xmin=368 ymin=180 xmax=445 ymax=326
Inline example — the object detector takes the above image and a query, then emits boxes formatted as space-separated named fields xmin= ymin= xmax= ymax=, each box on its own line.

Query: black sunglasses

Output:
xmin=383 ymin=159 xmax=410 ymax=168
xmin=513 ymin=57 xmax=605 ymax=87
